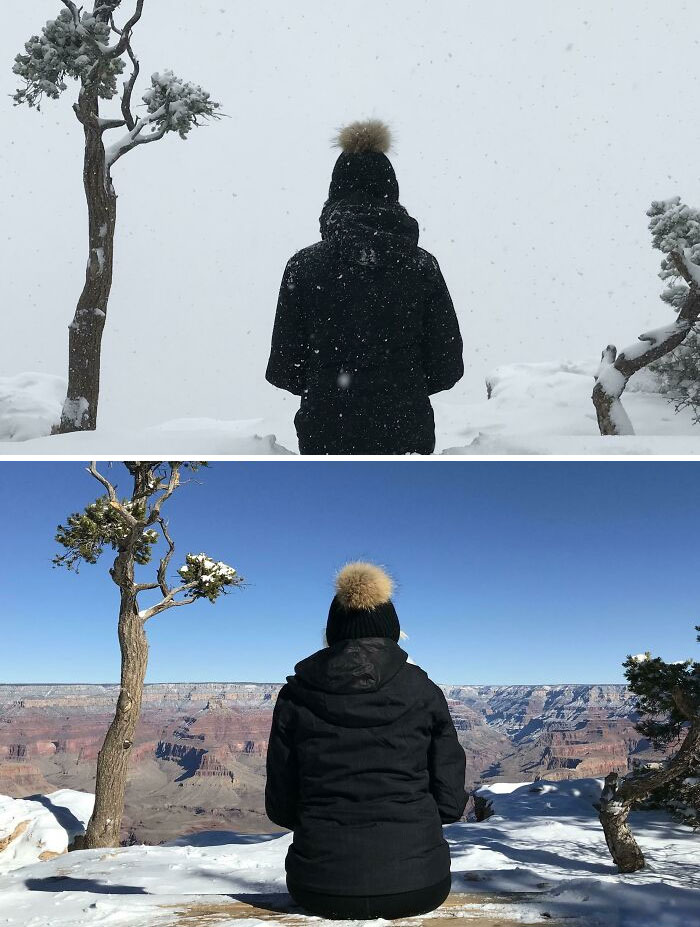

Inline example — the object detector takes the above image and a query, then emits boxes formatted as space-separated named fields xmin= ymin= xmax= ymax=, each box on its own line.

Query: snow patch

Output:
xmin=0 ymin=780 xmax=697 ymax=926
xmin=0 ymin=790 xmax=93 ymax=873
xmin=0 ymin=372 xmax=64 ymax=441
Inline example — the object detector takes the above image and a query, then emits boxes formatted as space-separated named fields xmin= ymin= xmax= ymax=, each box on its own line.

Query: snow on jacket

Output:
xmin=265 ymin=197 xmax=464 ymax=454
xmin=265 ymin=637 xmax=467 ymax=896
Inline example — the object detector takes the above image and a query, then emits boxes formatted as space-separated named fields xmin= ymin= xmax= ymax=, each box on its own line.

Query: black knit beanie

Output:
xmin=327 ymin=119 xmax=399 ymax=205
xmin=326 ymin=562 xmax=400 ymax=645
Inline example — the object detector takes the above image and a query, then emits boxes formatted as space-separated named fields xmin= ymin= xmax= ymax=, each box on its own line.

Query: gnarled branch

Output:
xmin=592 ymin=254 xmax=700 ymax=436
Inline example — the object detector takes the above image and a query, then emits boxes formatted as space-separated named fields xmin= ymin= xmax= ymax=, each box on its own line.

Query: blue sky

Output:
xmin=0 ymin=461 xmax=696 ymax=686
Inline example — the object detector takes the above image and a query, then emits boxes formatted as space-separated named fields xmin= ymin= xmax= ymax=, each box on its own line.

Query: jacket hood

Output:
xmin=286 ymin=638 xmax=419 ymax=728
xmin=319 ymin=198 xmax=419 ymax=269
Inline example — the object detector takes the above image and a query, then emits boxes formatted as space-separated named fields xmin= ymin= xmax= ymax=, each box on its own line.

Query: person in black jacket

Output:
xmin=265 ymin=562 xmax=467 ymax=920
xmin=266 ymin=119 xmax=464 ymax=455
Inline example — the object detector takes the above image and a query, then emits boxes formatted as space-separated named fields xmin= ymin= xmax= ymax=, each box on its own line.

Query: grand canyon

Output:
xmin=0 ymin=683 xmax=660 ymax=843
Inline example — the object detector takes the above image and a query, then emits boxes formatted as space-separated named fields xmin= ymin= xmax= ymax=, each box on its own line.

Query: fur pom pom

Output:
xmin=335 ymin=562 xmax=393 ymax=610
xmin=334 ymin=119 xmax=392 ymax=155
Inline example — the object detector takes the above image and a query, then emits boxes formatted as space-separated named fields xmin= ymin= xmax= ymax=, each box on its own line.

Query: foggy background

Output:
xmin=2 ymin=1 xmax=699 ymax=430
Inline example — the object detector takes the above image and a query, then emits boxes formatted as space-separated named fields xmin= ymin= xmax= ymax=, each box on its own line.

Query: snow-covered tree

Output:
xmin=597 ymin=627 xmax=699 ymax=872
xmin=592 ymin=197 xmax=700 ymax=435
xmin=55 ymin=461 xmax=241 ymax=849
xmin=13 ymin=3 xmax=221 ymax=433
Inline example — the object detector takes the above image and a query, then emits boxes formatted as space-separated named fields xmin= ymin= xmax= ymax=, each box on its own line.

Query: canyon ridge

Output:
xmin=0 ymin=683 xmax=660 ymax=844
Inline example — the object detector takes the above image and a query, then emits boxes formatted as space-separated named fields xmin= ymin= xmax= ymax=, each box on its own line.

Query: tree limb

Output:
xmin=592 ymin=268 xmax=700 ymax=435
xmin=61 ymin=0 xmax=81 ymax=26
xmin=147 ymin=463 xmax=181 ymax=525
xmin=155 ymin=517 xmax=176 ymax=597
xmin=120 ymin=41 xmax=140 ymax=131
xmin=99 ymin=117 xmax=128 ymax=132
xmin=672 ymin=686 xmax=699 ymax=721
xmin=87 ymin=461 xmax=138 ymax=527
xmin=105 ymin=105 xmax=170 ymax=166
xmin=139 ymin=581 xmax=198 ymax=620
xmin=106 ymin=0 xmax=145 ymax=59
xmin=614 ymin=721 xmax=699 ymax=803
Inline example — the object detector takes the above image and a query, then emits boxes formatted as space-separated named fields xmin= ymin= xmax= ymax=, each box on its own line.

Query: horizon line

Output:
xmin=0 ymin=680 xmax=628 ymax=688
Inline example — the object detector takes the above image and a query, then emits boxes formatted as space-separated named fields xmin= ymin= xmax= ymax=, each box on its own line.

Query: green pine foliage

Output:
xmin=53 ymin=495 xmax=157 ymax=570
xmin=624 ymin=627 xmax=700 ymax=827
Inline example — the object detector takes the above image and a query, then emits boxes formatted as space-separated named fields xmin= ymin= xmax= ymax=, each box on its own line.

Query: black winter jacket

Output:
xmin=266 ymin=198 xmax=464 ymax=455
xmin=265 ymin=638 xmax=467 ymax=896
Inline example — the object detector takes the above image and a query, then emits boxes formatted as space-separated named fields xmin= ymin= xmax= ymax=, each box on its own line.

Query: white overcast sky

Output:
xmin=2 ymin=1 xmax=700 ymax=427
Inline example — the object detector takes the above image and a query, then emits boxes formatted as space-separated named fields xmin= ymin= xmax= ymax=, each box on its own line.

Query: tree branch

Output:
xmin=120 ymin=40 xmax=139 ymax=131
xmin=672 ymin=686 xmax=699 ymax=721
xmin=99 ymin=117 xmax=128 ymax=132
xmin=105 ymin=105 xmax=170 ymax=166
xmin=87 ymin=461 xmax=138 ymax=527
xmin=138 ymin=581 xmax=198 ymax=620
xmin=106 ymin=0 xmax=145 ymax=59
xmin=147 ymin=463 xmax=181 ymax=525
xmin=61 ymin=0 xmax=81 ymax=26
xmin=155 ymin=517 xmax=176 ymax=598
xmin=592 ymin=278 xmax=700 ymax=435
xmin=614 ymin=721 xmax=700 ymax=803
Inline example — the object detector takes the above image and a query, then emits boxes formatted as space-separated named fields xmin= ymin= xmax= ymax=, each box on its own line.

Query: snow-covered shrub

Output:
xmin=177 ymin=553 xmax=240 ymax=602
xmin=653 ymin=332 xmax=700 ymax=423
xmin=142 ymin=71 xmax=221 ymax=139
xmin=647 ymin=198 xmax=700 ymax=419
xmin=12 ymin=9 xmax=124 ymax=108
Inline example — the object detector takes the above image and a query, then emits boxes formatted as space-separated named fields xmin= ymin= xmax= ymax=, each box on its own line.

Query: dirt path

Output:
xmin=163 ymin=890 xmax=561 ymax=926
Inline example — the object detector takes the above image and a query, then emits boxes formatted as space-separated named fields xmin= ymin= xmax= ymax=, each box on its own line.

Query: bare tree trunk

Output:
xmin=56 ymin=116 xmax=116 ymax=433
xmin=73 ymin=586 xmax=146 ymax=848
xmin=598 ymin=773 xmax=646 ymax=873
xmin=592 ymin=263 xmax=700 ymax=436
xmin=55 ymin=7 xmax=117 ymax=435
xmin=73 ymin=464 xmax=151 ymax=850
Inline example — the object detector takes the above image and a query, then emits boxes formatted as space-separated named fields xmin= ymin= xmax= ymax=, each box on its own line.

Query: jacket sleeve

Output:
xmin=266 ymin=256 xmax=308 ymax=396
xmin=265 ymin=686 xmax=299 ymax=830
xmin=421 ymin=258 xmax=464 ymax=395
xmin=428 ymin=683 xmax=467 ymax=824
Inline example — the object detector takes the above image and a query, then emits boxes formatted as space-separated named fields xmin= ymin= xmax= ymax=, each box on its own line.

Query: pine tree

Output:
xmin=12 ymin=3 xmax=221 ymax=433
xmin=597 ymin=625 xmax=699 ymax=872
xmin=55 ymin=461 xmax=241 ymax=849
xmin=592 ymin=198 xmax=700 ymax=435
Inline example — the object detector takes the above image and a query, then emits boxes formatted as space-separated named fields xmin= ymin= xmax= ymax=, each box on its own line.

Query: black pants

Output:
xmin=286 ymin=874 xmax=451 ymax=920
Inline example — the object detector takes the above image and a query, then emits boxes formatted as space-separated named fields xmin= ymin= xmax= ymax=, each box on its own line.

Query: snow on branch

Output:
xmin=105 ymin=71 xmax=220 ymax=166
xmin=12 ymin=9 xmax=125 ymax=108
xmin=177 ymin=553 xmax=241 ymax=602
xmin=592 ymin=197 xmax=700 ymax=435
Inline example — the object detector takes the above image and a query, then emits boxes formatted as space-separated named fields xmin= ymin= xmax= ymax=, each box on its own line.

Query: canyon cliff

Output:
xmin=0 ymin=683 xmax=659 ymax=843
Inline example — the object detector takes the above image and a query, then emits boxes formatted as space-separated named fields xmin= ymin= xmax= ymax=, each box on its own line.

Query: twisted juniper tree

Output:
xmin=597 ymin=625 xmax=699 ymax=872
xmin=592 ymin=197 xmax=700 ymax=435
xmin=12 ymin=3 xmax=220 ymax=433
xmin=55 ymin=461 xmax=241 ymax=849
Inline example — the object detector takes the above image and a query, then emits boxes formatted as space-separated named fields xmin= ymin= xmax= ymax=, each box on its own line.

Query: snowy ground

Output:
xmin=0 ymin=779 xmax=697 ymax=927
xmin=2 ymin=361 xmax=700 ymax=456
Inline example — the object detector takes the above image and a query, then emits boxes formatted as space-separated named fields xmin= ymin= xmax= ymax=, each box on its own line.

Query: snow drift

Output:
xmin=0 ymin=779 xmax=698 ymax=926
xmin=0 ymin=790 xmax=92 ymax=873
xmin=3 ymin=361 xmax=700 ymax=455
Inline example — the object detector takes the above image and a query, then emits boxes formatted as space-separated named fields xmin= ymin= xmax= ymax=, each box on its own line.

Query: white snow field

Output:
xmin=4 ymin=2 xmax=700 ymax=456
xmin=0 ymin=779 xmax=697 ymax=926
xmin=1 ymin=362 xmax=700 ymax=455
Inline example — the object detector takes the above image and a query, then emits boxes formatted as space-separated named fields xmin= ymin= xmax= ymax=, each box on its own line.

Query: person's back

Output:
xmin=265 ymin=562 xmax=467 ymax=919
xmin=266 ymin=121 xmax=464 ymax=455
